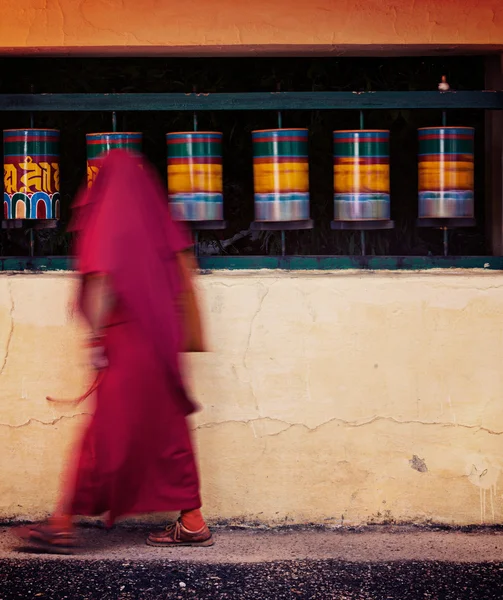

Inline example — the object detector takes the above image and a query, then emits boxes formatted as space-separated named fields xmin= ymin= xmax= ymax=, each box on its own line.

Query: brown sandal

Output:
xmin=14 ymin=522 xmax=77 ymax=555
xmin=146 ymin=519 xmax=214 ymax=547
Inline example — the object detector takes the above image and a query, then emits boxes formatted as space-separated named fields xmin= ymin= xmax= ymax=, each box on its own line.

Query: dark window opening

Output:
xmin=0 ymin=55 xmax=488 ymax=259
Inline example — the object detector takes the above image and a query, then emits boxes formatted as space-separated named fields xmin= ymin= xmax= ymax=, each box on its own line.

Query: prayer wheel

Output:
xmin=166 ymin=132 xmax=224 ymax=222
xmin=333 ymin=130 xmax=391 ymax=221
xmin=3 ymin=129 xmax=60 ymax=220
xmin=418 ymin=127 xmax=474 ymax=219
xmin=86 ymin=132 xmax=142 ymax=188
xmin=252 ymin=128 xmax=310 ymax=222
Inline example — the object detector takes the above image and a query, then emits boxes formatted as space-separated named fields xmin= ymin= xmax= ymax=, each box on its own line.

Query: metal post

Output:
xmin=112 ymin=111 xmax=117 ymax=133
xmin=29 ymin=229 xmax=35 ymax=257
xmin=29 ymin=84 xmax=34 ymax=128
xmin=439 ymin=76 xmax=449 ymax=127
xmin=193 ymin=85 xmax=198 ymax=132
xmin=358 ymin=112 xmax=366 ymax=258
xmin=484 ymin=54 xmax=503 ymax=255
xmin=276 ymin=82 xmax=283 ymax=129
xmin=278 ymin=82 xmax=285 ymax=258
xmin=443 ymin=228 xmax=449 ymax=257
xmin=192 ymin=86 xmax=199 ymax=258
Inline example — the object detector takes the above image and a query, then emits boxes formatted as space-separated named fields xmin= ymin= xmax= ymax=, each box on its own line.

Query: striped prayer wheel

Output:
xmin=252 ymin=128 xmax=310 ymax=222
xmin=418 ymin=127 xmax=474 ymax=219
xmin=3 ymin=129 xmax=60 ymax=220
xmin=86 ymin=132 xmax=142 ymax=188
xmin=166 ymin=132 xmax=224 ymax=222
xmin=333 ymin=130 xmax=390 ymax=221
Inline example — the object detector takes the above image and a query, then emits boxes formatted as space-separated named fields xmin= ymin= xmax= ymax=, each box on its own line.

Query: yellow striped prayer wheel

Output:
xmin=333 ymin=130 xmax=390 ymax=221
xmin=252 ymin=128 xmax=310 ymax=222
xmin=3 ymin=129 xmax=60 ymax=220
xmin=418 ymin=127 xmax=474 ymax=219
xmin=166 ymin=132 xmax=224 ymax=222
xmin=86 ymin=132 xmax=142 ymax=188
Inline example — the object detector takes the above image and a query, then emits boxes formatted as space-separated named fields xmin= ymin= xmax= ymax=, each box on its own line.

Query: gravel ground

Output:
xmin=1 ymin=557 xmax=502 ymax=599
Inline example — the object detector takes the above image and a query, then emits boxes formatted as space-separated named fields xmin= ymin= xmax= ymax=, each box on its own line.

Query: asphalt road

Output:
xmin=1 ymin=557 xmax=503 ymax=599
xmin=1 ymin=527 xmax=502 ymax=599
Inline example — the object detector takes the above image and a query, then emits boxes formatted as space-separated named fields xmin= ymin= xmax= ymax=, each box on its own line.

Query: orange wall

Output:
xmin=0 ymin=0 xmax=502 ymax=56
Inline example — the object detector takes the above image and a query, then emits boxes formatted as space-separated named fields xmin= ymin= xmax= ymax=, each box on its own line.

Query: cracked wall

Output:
xmin=0 ymin=270 xmax=502 ymax=525
xmin=0 ymin=1 xmax=502 ymax=54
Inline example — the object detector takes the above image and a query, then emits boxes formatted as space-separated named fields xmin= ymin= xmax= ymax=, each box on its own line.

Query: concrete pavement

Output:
xmin=1 ymin=526 xmax=502 ymax=599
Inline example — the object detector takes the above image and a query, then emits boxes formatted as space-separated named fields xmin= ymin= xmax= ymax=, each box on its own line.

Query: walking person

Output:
xmin=17 ymin=150 xmax=212 ymax=553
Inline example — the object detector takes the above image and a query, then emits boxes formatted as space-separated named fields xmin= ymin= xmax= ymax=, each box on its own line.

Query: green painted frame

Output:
xmin=2 ymin=256 xmax=503 ymax=272
xmin=0 ymin=91 xmax=502 ymax=111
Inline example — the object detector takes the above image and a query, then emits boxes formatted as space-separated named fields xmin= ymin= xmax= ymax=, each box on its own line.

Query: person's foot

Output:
xmin=14 ymin=520 xmax=77 ymax=555
xmin=146 ymin=518 xmax=214 ymax=547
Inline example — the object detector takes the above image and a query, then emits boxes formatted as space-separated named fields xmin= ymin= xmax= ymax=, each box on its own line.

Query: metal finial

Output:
xmin=438 ymin=75 xmax=450 ymax=91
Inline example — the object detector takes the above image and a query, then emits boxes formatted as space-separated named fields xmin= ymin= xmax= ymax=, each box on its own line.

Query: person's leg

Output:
xmin=13 ymin=420 xmax=92 ymax=553
xmin=14 ymin=470 xmax=77 ymax=554
xmin=180 ymin=508 xmax=206 ymax=531
xmin=146 ymin=507 xmax=213 ymax=547
xmin=146 ymin=518 xmax=213 ymax=547
xmin=14 ymin=515 xmax=77 ymax=555
xmin=49 ymin=440 xmax=81 ymax=528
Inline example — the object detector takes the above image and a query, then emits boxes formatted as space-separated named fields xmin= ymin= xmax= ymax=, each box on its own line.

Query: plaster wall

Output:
xmin=1 ymin=270 xmax=502 ymax=525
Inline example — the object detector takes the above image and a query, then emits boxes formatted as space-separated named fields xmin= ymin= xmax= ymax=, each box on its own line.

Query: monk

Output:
xmin=17 ymin=150 xmax=213 ymax=553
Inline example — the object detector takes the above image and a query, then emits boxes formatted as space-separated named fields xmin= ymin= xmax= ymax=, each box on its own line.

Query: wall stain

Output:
xmin=409 ymin=455 xmax=428 ymax=473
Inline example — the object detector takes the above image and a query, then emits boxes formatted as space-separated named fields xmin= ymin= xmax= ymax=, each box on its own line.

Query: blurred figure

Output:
xmin=17 ymin=150 xmax=212 ymax=553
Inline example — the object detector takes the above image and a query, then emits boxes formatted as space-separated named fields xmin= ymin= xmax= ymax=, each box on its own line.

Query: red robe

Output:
xmin=66 ymin=150 xmax=201 ymax=524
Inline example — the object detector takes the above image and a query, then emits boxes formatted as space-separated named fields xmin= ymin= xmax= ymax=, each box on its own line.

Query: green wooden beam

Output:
xmin=198 ymin=256 xmax=503 ymax=270
xmin=0 ymin=91 xmax=502 ymax=112
xmin=0 ymin=257 xmax=74 ymax=271
xmin=1 ymin=256 xmax=502 ymax=272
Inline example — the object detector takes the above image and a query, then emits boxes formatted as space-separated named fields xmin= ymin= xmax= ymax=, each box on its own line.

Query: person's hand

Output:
xmin=67 ymin=295 xmax=78 ymax=321
xmin=90 ymin=345 xmax=109 ymax=370
xmin=86 ymin=335 xmax=109 ymax=370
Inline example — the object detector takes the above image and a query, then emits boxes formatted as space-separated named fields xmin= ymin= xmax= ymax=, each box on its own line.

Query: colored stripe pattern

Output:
xmin=86 ymin=133 xmax=142 ymax=188
xmin=3 ymin=129 xmax=60 ymax=220
xmin=333 ymin=130 xmax=390 ymax=221
xmin=252 ymin=129 xmax=310 ymax=222
xmin=418 ymin=127 xmax=474 ymax=218
xmin=166 ymin=132 xmax=223 ymax=221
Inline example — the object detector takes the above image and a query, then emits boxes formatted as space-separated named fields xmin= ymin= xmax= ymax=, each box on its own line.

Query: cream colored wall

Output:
xmin=0 ymin=0 xmax=502 ymax=54
xmin=0 ymin=270 xmax=502 ymax=526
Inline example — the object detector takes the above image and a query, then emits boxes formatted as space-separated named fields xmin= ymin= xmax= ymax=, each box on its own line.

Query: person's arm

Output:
xmin=83 ymin=273 xmax=114 ymax=336
xmin=177 ymin=250 xmax=206 ymax=353
xmin=81 ymin=273 xmax=115 ymax=368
